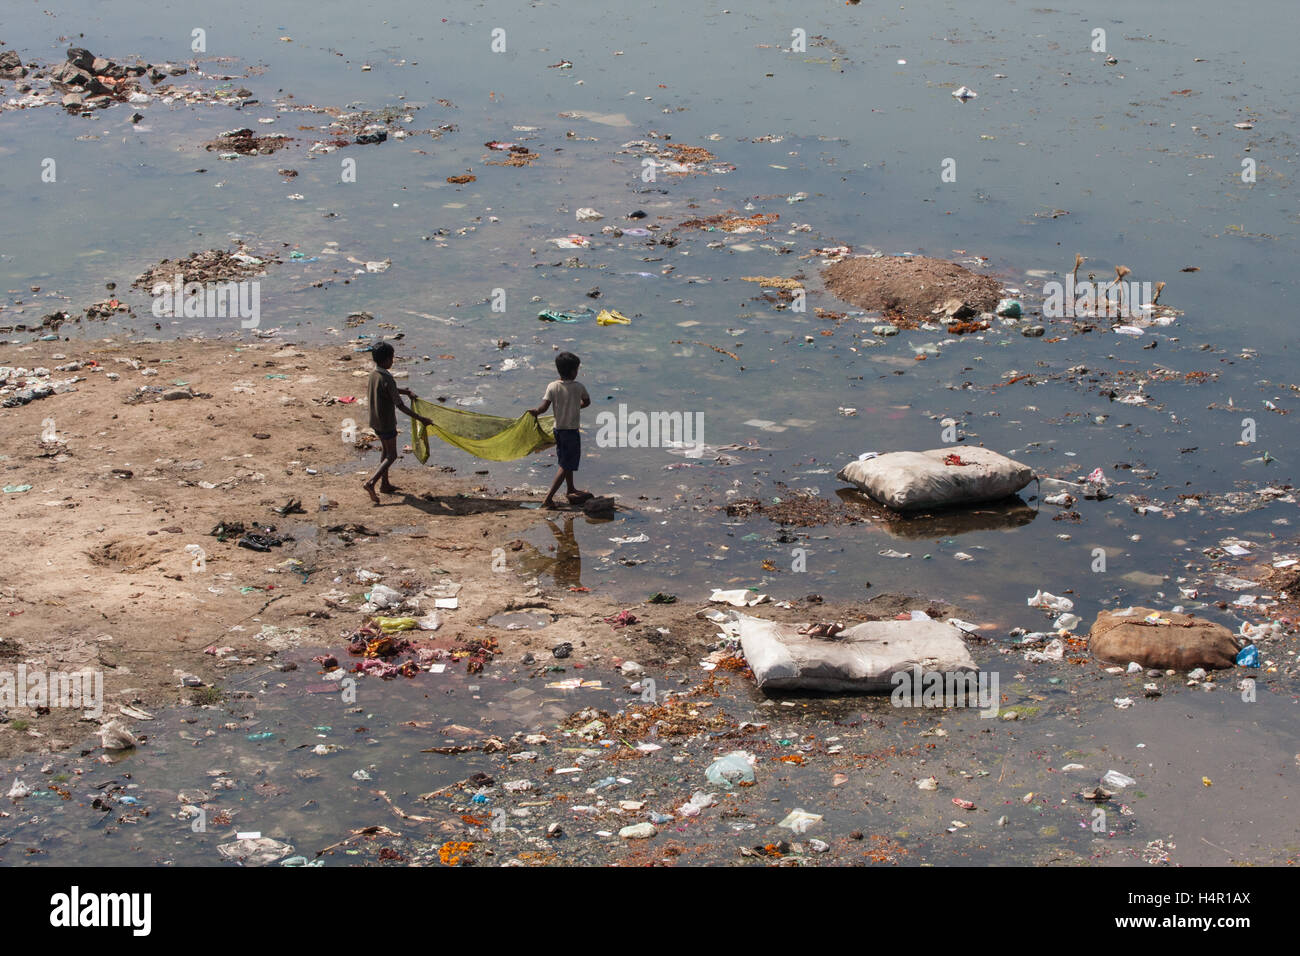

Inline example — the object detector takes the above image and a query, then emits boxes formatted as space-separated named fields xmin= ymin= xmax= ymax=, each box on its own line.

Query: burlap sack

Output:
xmin=1088 ymin=607 xmax=1239 ymax=671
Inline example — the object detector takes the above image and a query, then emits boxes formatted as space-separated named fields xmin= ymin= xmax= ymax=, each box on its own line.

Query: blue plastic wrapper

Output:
xmin=1236 ymin=644 xmax=1259 ymax=667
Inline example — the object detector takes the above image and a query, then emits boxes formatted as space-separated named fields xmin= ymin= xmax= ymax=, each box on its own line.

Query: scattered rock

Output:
xmin=0 ymin=50 xmax=26 ymax=80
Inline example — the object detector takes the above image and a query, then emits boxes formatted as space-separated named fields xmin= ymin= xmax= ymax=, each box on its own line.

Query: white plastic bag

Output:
xmin=365 ymin=584 xmax=404 ymax=609
xmin=733 ymin=612 xmax=977 ymax=693
xmin=709 ymin=589 xmax=768 ymax=607
xmin=1028 ymin=590 xmax=1074 ymax=612
xmin=705 ymin=752 xmax=756 ymax=788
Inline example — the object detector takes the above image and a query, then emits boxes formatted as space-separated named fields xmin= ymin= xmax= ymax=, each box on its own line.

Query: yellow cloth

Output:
xmin=596 ymin=309 xmax=631 ymax=325
xmin=410 ymin=397 xmax=556 ymax=463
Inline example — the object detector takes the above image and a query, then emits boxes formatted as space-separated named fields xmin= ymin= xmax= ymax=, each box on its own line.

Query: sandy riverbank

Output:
xmin=0 ymin=335 xmax=955 ymax=758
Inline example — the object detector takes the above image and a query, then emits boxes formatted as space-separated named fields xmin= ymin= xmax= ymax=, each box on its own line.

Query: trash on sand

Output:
xmin=732 ymin=611 xmax=978 ymax=693
xmin=710 ymin=588 xmax=769 ymax=607
xmin=838 ymin=447 xmax=1033 ymax=512
xmin=596 ymin=309 xmax=631 ymax=325
xmin=952 ymin=86 xmax=977 ymax=101
xmin=365 ymin=584 xmax=405 ymax=610
xmin=619 ymin=822 xmax=657 ymax=839
xmin=1089 ymin=607 xmax=1240 ymax=671
xmin=1236 ymin=644 xmax=1259 ymax=667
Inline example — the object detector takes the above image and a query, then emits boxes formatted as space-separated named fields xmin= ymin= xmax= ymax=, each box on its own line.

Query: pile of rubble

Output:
xmin=2 ymin=45 xmax=190 ymax=113
xmin=48 ymin=46 xmax=187 ymax=111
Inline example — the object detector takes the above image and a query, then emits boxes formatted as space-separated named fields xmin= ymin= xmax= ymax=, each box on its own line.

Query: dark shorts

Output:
xmin=554 ymin=428 xmax=580 ymax=472
xmin=375 ymin=429 xmax=398 ymax=441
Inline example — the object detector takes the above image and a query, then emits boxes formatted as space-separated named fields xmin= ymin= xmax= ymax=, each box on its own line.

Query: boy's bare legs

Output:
xmin=363 ymin=436 xmax=399 ymax=505
xmin=541 ymin=466 xmax=568 ymax=509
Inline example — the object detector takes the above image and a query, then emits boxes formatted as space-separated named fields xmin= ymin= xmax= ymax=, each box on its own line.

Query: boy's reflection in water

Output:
xmin=515 ymin=515 xmax=582 ymax=589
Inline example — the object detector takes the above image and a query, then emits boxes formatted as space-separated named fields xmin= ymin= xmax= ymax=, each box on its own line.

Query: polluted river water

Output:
xmin=0 ymin=0 xmax=1297 ymax=868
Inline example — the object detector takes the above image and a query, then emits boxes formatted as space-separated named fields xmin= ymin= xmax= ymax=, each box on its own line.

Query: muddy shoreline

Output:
xmin=0 ymin=335 xmax=958 ymax=760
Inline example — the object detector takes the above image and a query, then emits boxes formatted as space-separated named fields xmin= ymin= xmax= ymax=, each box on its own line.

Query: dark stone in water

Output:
xmin=0 ymin=50 xmax=25 ymax=79
xmin=66 ymin=47 xmax=96 ymax=71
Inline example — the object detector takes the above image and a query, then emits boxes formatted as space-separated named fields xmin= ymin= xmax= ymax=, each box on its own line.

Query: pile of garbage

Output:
xmin=131 ymin=246 xmax=278 ymax=292
xmin=204 ymin=127 xmax=293 ymax=157
xmin=304 ymin=104 xmax=456 ymax=154
xmin=616 ymin=139 xmax=733 ymax=178
xmin=0 ymin=363 xmax=82 ymax=407
xmin=1 ymin=43 xmax=258 ymax=114
xmin=39 ymin=45 xmax=184 ymax=112
xmin=208 ymin=519 xmax=293 ymax=553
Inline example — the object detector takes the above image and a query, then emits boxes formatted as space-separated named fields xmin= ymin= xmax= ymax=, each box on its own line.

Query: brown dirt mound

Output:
xmin=822 ymin=256 xmax=1002 ymax=326
xmin=86 ymin=539 xmax=160 ymax=573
